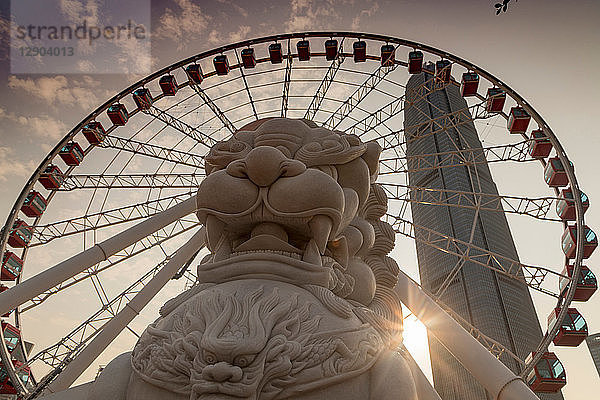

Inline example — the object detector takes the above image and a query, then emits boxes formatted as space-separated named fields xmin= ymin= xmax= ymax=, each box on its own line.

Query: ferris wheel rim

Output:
xmin=0 ymin=31 xmax=587 ymax=396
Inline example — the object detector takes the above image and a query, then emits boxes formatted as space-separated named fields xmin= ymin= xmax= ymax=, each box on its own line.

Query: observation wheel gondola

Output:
xmin=0 ymin=32 xmax=594 ymax=398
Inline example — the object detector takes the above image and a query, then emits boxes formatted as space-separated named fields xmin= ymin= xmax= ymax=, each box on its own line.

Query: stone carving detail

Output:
xmin=88 ymin=118 xmax=418 ymax=400
xmin=132 ymin=286 xmax=383 ymax=400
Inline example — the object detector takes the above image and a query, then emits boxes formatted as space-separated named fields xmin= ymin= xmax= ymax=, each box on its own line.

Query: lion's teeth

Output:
xmin=329 ymin=236 xmax=349 ymax=268
xmin=205 ymin=215 xmax=226 ymax=251
xmin=302 ymin=239 xmax=322 ymax=266
xmin=309 ymin=215 xmax=332 ymax=254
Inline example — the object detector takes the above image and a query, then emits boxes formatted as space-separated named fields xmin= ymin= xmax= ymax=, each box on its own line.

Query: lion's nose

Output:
xmin=226 ymin=146 xmax=305 ymax=187
xmin=201 ymin=362 xmax=243 ymax=383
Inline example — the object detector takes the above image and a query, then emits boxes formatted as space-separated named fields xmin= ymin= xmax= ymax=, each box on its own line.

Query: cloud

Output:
xmin=59 ymin=0 xmax=101 ymax=25
xmin=351 ymin=2 xmax=380 ymax=30
xmin=0 ymin=146 xmax=36 ymax=182
xmin=283 ymin=0 xmax=381 ymax=32
xmin=216 ymin=0 xmax=249 ymax=17
xmin=0 ymin=106 xmax=68 ymax=141
xmin=285 ymin=0 xmax=342 ymax=31
xmin=207 ymin=25 xmax=252 ymax=46
xmin=7 ymin=75 xmax=105 ymax=111
xmin=155 ymin=0 xmax=211 ymax=50
xmin=0 ymin=16 xmax=9 ymax=61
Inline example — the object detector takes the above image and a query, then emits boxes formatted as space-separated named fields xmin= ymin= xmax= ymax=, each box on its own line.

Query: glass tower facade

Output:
xmin=403 ymin=66 xmax=563 ymax=399
xmin=586 ymin=333 xmax=600 ymax=377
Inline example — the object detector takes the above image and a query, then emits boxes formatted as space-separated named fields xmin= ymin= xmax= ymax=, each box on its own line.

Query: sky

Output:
xmin=0 ymin=0 xmax=599 ymax=398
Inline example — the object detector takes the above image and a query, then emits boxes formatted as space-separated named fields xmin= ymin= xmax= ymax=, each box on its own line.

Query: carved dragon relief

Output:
xmin=91 ymin=118 xmax=417 ymax=400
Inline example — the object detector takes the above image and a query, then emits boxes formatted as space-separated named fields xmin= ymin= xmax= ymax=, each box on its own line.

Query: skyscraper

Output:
xmin=586 ymin=333 xmax=600 ymax=377
xmin=403 ymin=65 xmax=562 ymax=399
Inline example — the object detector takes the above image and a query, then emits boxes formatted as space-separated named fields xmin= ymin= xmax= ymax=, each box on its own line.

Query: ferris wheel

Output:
xmin=0 ymin=32 xmax=596 ymax=399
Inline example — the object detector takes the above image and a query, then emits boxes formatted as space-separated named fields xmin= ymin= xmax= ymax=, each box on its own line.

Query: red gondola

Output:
xmin=185 ymin=64 xmax=203 ymax=85
xmin=526 ymin=352 xmax=566 ymax=393
xmin=0 ymin=285 xmax=9 ymax=316
xmin=269 ymin=43 xmax=283 ymax=64
xmin=107 ymin=104 xmax=128 ymax=126
xmin=544 ymin=157 xmax=569 ymax=187
xmin=559 ymin=264 xmax=597 ymax=301
xmin=38 ymin=165 xmax=64 ymax=190
xmin=0 ymin=360 xmax=31 ymax=394
xmin=132 ymin=88 xmax=153 ymax=110
xmin=548 ymin=307 xmax=587 ymax=346
xmin=1 ymin=322 xmax=20 ymax=354
xmin=461 ymin=72 xmax=479 ymax=97
xmin=241 ymin=48 xmax=256 ymax=68
xmin=1 ymin=251 xmax=22 ymax=280
xmin=408 ymin=50 xmax=423 ymax=74
xmin=214 ymin=55 xmax=229 ymax=75
xmin=528 ymin=129 xmax=552 ymax=158
xmin=435 ymin=60 xmax=451 ymax=84
xmin=485 ymin=88 xmax=505 ymax=113
xmin=7 ymin=220 xmax=31 ymax=249
xmin=20 ymin=191 xmax=46 ymax=218
xmin=353 ymin=40 xmax=366 ymax=62
xmin=556 ymin=188 xmax=589 ymax=221
xmin=380 ymin=44 xmax=395 ymax=67
xmin=59 ymin=141 xmax=84 ymax=166
xmin=297 ymin=40 xmax=310 ymax=61
xmin=508 ymin=107 xmax=531 ymax=134
xmin=82 ymin=121 xmax=106 ymax=145
xmin=561 ymin=224 xmax=597 ymax=259
xmin=159 ymin=75 xmax=178 ymax=96
xmin=325 ymin=39 xmax=338 ymax=60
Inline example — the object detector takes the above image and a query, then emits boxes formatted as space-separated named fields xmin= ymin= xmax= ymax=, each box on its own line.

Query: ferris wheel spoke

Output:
xmin=404 ymin=99 xmax=490 ymax=144
xmin=30 ymin=192 xmax=194 ymax=247
xmin=27 ymin=250 xmax=179 ymax=373
xmin=233 ymin=48 xmax=259 ymax=121
xmin=349 ymin=76 xmax=448 ymax=138
xmin=386 ymin=215 xmax=566 ymax=297
xmin=42 ymin=228 xmax=206 ymax=394
xmin=141 ymin=105 xmax=217 ymax=148
xmin=432 ymin=297 xmax=525 ymax=367
xmin=189 ymin=83 xmax=236 ymax=134
xmin=21 ymin=219 xmax=200 ymax=312
xmin=347 ymin=94 xmax=405 ymax=137
xmin=0 ymin=196 xmax=197 ymax=318
xmin=98 ymin=135 xmax=205 ymax=169
xmin=58 ymin=173 xmax=204 ymax=190
xmin=381 ymin=183 xmax=559 ymax=222
xmin=281 ymin=40 xmax=293 ymax=118
xmin=378 ymin=139 xmax=534 ymax=175
xmin=304 ymin=39 xmax=345 ymax=120
xmin=322 ymin=63 xmax=397 ymax=130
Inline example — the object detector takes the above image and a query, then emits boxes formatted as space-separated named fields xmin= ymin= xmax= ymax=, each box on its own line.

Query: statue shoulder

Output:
xmin=369 ymin=349 xmax=418 ymax=400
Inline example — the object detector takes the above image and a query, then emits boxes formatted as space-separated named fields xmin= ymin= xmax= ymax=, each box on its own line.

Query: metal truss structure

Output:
xmin=0 ymin=32 xmax=587 ymax=400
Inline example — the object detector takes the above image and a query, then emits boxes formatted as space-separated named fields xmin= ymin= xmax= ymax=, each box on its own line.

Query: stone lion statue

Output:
xmin=82 ymin=118 xmax=419 ymax=400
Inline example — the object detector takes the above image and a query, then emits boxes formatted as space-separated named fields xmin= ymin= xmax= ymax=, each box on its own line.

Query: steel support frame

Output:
xmin=387 ymin=216 xmax=565 ymax=297
xmin=304 ymin=39 xmax=345 ymax=121
xmin=30 ymin=192 xmax=195 ymax=246
xmin=59 ymin=173 xmax=204 ymax=190
xmin=381 ymin=183 xmax=557 ymax=221
xmin=395 ymin=270 xmax=540 ymax=400
xmin=321 ymin=63 xmax=397 ymax=130
xmin=0 ymin=197 xmax=198 ymax=319
xmin=100 ymin=135 xmax=205 ymax=169
xmin=22 ymin=220 xmax=199 ymax=312
xmin=42 ymin=228 xmax=206 ymax=394
xmin=189 ymin=82 xmax=237 ymax=134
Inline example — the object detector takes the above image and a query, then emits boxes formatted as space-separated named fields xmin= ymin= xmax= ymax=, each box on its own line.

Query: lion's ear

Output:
xmin=362 ymin=141 xmax=382 ymax=180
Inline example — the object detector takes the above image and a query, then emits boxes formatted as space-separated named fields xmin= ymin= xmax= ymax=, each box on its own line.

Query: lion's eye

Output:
xmin=233 ymin=354 xmax=255 ymax=368
xmin=203 ymin=350 xmax=218 ymax=364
